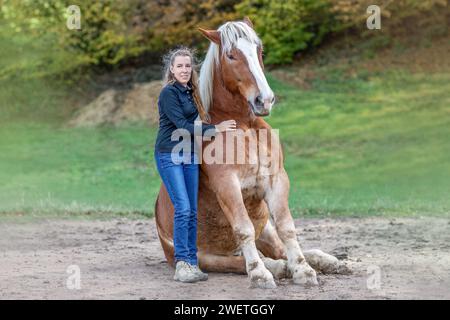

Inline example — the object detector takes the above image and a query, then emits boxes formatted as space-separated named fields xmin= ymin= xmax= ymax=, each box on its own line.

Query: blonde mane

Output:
xmin=198 ymin=21 xmax=262 ymax=113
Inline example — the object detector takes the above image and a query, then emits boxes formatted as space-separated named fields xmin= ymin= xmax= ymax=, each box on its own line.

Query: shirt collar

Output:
xmin=173 ymin=81 xmax=191 ymax=93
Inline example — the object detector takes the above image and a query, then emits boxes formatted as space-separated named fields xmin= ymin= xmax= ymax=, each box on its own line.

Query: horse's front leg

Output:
xmin=265 ymin=170 xmax=318 ymax=286
xmin=214 ymin=176 xmax=276 ymax=289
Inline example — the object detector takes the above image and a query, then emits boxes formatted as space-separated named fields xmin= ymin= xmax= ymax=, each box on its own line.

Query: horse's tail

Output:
xmin=154 ymin=188 xmax=176 ymax=267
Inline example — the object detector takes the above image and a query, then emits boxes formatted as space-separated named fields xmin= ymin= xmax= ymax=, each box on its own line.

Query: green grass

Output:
xmin=0 ymin=122 xmax=160 ymax=217
xmin=1 ymin=26 xmax=449 ymax=218
xmin=266 ymin=70 xmax=450 ymax=216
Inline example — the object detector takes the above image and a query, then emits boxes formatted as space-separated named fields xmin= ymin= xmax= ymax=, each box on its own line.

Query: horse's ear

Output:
xmin=198 ymin=28 xmax=221 ymax=45
xmin=243 ymin=16 xmax=254 ymax=29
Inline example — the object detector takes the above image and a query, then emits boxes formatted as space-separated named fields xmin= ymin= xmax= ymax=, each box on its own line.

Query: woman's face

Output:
xmin=170 ymin=55 xmax=192 ymax=86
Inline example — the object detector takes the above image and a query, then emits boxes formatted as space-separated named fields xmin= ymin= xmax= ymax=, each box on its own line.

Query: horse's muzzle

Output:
xmin=250 ymin=94 xmax=274 ymax=117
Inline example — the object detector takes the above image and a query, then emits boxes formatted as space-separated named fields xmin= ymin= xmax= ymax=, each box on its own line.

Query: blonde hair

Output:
xmin=162 ymin=47 xmax=211 ymax=123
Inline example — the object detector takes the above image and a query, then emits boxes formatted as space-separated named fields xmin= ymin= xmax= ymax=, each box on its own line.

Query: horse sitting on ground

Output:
xmin=155 ymin=17 xmax=348 ymax=288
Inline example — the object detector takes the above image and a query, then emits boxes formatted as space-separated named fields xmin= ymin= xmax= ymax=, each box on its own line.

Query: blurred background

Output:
xmin=0 ymin=0 xmax=449 ymax=219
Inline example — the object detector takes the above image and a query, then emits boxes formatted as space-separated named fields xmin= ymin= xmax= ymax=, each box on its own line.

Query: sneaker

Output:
xmin=173 ymin=261 xmax=200 ymax=283
xmin=189 ymin=264 xmax=208 ymax=281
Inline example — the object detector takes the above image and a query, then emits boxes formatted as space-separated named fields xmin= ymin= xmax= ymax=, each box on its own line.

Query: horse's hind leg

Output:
xmin=259 ymin=256 xmax=289 ymax=279
xmin=303 ymin=249 xmax=351 ymax=275
xmin=256 ymin=216 xmax=349 ymax=276
xmin=256 ymin=220 xmax=290 ymax=279
xmin=256 ymin=219 xmax=287 ymax=260
xmin=256 ymin=220 xmax=350 ymax=277
xmin=198 ymin=251 xmax=291 ymax=281
xmin=198 ymin=252 xmax=246 ymax=274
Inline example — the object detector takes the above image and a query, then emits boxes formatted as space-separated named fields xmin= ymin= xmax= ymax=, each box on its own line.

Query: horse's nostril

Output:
xmin=255 ymin=95 xmax=263 ymax=105
xmin=271 ymin=96 xmax=275 ymax=104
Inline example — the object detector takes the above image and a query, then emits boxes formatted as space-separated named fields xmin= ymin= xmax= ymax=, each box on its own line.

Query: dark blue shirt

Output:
xmin=154 ymin=81 xmax=216 ymax=153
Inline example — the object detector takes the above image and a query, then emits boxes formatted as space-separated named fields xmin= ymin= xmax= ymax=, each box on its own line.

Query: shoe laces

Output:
xmin=188 ymin=263 xmax=198 ymax=271
xmin=179 ymin=261 xmax=196 ymax=271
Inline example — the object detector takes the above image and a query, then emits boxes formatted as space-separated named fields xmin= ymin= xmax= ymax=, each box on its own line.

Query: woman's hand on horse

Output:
xmin=215 ymin=120 xmax=237 ymax=133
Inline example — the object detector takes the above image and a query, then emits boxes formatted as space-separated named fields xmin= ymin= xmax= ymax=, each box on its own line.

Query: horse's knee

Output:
xmin=276 ymin=225 xmax=296 ymax=242
xmin=233 ymin=224 xmax=255 ymax=245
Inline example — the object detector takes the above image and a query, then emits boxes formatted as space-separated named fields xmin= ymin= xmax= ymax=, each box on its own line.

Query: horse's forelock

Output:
xmin=219 ymin=21 xmax=261 ymax=54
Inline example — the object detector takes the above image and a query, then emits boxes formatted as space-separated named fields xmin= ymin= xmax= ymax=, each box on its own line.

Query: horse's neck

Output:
xmin=209 ymin=72 xmax=256 ymax=125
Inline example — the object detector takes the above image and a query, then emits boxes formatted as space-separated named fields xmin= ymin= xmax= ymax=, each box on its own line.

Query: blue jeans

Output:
xmin=154 ymin=151 xmax=199 ymax=266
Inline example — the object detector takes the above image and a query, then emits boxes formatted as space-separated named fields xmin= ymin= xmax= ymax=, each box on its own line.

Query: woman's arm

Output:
xmin=160 ymin=87 xmax=216 ymax=136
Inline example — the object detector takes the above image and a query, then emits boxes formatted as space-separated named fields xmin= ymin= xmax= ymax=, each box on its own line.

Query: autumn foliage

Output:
xmin=1 ymin=0 xmax=447 ymax=69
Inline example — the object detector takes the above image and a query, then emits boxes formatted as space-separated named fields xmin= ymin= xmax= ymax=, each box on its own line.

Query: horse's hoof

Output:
xmin=262 ymin=257 xmax=289 ymax=279
xmin=304 ymin=249 xmax=352 ymax=274
xmin=249 ymin=267 xmax=277 ymax=289
xmin=292 ymin=262 xmax=318 ymax=286
xmin=337 ymin=262 xmax=352 ymax=275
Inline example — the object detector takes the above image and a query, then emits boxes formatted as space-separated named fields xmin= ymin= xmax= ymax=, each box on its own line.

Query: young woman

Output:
xmin=154 ymin=47 xmax=236 ymax=283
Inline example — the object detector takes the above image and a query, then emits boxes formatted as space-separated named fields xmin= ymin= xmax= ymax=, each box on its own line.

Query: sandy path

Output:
xmin=0 ymin=216 xmax=449 ymax=299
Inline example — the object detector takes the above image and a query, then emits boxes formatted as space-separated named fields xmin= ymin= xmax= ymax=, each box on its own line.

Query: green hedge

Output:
xmin=236 ymin=0 xmax=335 ymax=64
xmin=1 ymin=0 xmax=447 ymax=73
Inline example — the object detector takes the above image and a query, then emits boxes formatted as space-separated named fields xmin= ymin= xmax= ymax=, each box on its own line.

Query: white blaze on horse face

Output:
xmin=236 ymin=38 xmax=274 ymax=109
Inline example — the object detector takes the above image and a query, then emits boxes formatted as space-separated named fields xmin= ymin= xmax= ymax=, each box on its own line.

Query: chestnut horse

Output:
xmin=155 ymin=18 xmax=347 ymax=289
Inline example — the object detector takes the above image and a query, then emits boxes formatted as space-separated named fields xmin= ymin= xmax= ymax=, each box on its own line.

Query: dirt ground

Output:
xmin=0 ymin=216 xmax=449 ymax=300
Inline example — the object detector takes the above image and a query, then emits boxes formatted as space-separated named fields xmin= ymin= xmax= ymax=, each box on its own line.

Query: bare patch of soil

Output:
xmin=0 ymin=217 xmax=448 ymax=299
xmin=68 ymin=81 xmax=162 ymax=127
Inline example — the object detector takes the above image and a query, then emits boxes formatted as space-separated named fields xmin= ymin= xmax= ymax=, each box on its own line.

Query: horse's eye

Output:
xmin=227 ymin=53 xmax=235 ymax=60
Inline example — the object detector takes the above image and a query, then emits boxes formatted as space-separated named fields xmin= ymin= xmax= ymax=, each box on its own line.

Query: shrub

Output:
xmin=236 ymin=0 xmax=336 ymax=65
